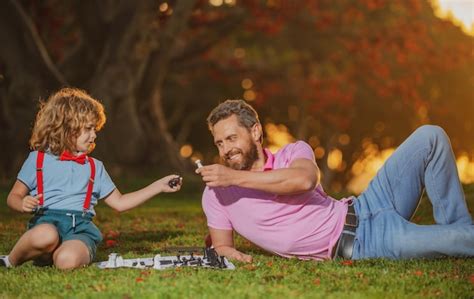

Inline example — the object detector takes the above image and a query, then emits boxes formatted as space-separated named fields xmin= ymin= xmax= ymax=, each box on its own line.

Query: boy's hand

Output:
xmin=22 ymin=194 xmax=41 ymax=213
xmin=155 ymin=175 xmax=182 ymax=193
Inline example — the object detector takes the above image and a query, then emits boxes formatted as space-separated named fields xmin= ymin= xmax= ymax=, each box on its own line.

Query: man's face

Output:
xmin=212 ymin=115 xmax=259 ymax=170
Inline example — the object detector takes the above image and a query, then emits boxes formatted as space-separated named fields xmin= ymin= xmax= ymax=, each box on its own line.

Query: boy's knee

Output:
xmin=30 ymin=225 xmax=59 ymax=252
xmin=54 ymin=250 xmax=85 ymax=270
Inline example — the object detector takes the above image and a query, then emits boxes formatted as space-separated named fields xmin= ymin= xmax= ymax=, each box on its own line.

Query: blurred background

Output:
xmin=0 ymin=0 xmax=473 ymax=194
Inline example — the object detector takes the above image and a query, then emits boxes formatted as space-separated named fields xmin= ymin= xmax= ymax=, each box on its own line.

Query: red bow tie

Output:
xmin=59 ymin=151 xmax=87 ymax=164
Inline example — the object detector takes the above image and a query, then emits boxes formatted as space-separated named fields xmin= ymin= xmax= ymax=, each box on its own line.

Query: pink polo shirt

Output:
xmin=202 ymin=141 xmax=351 ymax=260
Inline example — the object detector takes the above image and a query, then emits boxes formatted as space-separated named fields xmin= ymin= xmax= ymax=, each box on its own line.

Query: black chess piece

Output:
xmin=220 ymin=256 xmax=227 ymax=268
xmin=181 ymin=256 xmax=188 ymax=265
xmin=205 ymin=247 xmax=220 ymax=267
xmin=168 ymin=177 xmax=181 ymax=188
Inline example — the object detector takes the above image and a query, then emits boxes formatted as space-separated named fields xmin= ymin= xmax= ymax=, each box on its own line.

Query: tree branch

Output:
xmin=9 ymin=0 xmax=67 ymax=85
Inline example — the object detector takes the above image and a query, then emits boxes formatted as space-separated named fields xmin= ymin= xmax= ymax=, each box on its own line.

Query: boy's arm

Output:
xmin=197 ymin=158 xmax=319 ymax=195
xmin=103 ymin=175 xmax=181 ymax=212
xmin=208 ymin=227 xmax=252 ymax=263
xmin=7 ymin=180 xmax=40 ymax=213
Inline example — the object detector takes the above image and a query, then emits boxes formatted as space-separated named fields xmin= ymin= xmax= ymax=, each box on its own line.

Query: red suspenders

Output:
xmin=36 ymin=151 xmax=45 ymax=206
xmin=83 ymin=157 xmax=96 ymax=212
xmin=36 ymin=151 xmax=96 ymax=213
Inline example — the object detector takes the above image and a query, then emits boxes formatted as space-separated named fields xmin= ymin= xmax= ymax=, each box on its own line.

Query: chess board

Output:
xmin=95 ymin=247 xmax=235 ymax=270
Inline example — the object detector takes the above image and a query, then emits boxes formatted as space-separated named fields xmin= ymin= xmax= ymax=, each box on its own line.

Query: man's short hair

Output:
xmin=207 ymin=99 xmax=261 ymax=131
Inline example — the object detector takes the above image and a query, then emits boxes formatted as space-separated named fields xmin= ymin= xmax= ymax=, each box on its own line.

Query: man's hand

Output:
xmin=228 ymin=250 xmax=253 ymax=263
xmin=206 ymin=228 xmax=253 ymax=263
xmin=22 ymin=194 xmax=41 ymax=213
xmin=196 ymin=164 xmax=237 ymax=187
xmin=213 ymin=245 xmax=253 ymax=263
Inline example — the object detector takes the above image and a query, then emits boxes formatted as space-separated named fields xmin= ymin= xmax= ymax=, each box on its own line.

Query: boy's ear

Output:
xmin=251 ymin=123 xmax=262 ymax=142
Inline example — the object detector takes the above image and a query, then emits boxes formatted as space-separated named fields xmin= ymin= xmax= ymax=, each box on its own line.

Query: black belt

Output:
xmin=333 ymin=204 xmax=358 ymax=259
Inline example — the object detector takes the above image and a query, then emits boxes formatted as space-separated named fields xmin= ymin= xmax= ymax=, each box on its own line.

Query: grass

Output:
xmin=0 ymin=178 xmax=473 ymax=299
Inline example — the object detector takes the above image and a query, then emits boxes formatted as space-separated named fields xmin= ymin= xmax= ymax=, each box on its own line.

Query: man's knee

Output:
xmin=414 ymin=125 xmax=449 ymax=146
xmin=29 ymin=225 xmax=59 ymax=252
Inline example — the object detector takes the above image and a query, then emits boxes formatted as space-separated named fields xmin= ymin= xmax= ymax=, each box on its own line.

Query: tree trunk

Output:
xmin=0 ymin=0 xmax=61 ymax=181
xmin=139 ymin=0 xmax=198 ymax=172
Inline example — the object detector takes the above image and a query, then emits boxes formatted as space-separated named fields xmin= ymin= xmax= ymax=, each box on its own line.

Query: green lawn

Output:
xmin=0 ymin=179 xmax=473 ymax=299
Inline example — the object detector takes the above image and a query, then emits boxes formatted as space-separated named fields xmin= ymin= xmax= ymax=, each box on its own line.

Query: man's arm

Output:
xmin=197 ymin=158 xmax=320 ymax=195
xmin=208 ymin=227 xmax=252 ymax=263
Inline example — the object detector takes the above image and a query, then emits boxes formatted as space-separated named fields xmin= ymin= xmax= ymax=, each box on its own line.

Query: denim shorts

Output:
xmin=27 ymin=209 xmax=103 ymax=262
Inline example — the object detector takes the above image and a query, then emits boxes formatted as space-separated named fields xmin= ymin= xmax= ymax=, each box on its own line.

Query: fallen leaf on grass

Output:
xmin=105 ymin=239 xmax=117 ymax=248
xmin=414 ymin=270 xmax=423 ymax=276
xmin=105 ymin=230 xmax=120 ymax=239
xmin=313 ymin=278 xmax=321 ymax=286
xmin=266 ymin=261 xmax=273 ymax=267
xmin=135 ymin=277 xmax=144 ymax=283
xmin=140 ymin=270 xmax=152 ymax=277
xmin=470 ymin=274 xmax=474 ymax=284
xmin=340 ymin=260 xmax=353 ymax=266
xmin=64 ymin=284 xmax=72 ymax=290
xmin=243 ymin=263 xmax=257 ymax=271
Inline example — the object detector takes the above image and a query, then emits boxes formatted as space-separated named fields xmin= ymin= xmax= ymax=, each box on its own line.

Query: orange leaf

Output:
xmin=140 ymin=270 xmax=152 ymax=277
xmin=341 ymin=260 xmax=353 ymax=266
xmin=243 ymin=264 xmax=257 ymax=271
xmin=414 ymin=270 xmax=423 ymax=276
xmin=313 ymin=278 xmax=321 ymax=285
xmin=135 ymin=277 xmax=144 ymax=283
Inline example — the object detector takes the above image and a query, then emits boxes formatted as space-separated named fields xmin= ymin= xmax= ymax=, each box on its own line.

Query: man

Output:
xmin=196 ymin=100 xmax=474 ymax=262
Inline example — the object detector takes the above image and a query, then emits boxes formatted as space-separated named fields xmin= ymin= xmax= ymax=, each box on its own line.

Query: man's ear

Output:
xmin=251 ymin=123 xmax=262 ymax=143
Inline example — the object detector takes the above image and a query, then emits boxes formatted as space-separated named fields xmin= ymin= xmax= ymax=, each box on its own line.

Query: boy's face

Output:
xmin=75 ymin=122 xmax=97 ymax=154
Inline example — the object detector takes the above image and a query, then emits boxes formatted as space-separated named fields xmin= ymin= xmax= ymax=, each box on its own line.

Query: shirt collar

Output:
xmin=263 ymin=148 xmax=274 ymax=171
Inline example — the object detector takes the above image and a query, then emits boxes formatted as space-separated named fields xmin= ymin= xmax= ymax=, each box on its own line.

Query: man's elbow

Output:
xmin=301 ymin=177 xmax=317 ymax=192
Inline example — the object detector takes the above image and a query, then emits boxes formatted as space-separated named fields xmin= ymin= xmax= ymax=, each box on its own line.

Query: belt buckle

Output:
xmin=31 ymin=206 xmax=44 ymax=215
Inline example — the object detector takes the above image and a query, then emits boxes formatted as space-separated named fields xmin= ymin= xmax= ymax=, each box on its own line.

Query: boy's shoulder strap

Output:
xmin=83 ymin=156 xmax=96 ymax=213
xmin=36 ymin=151 xmax=45 ymax=207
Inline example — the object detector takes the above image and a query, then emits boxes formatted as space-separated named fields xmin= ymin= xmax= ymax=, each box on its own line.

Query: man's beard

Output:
xmin=223 ymin=142 xmax=259 ymax=170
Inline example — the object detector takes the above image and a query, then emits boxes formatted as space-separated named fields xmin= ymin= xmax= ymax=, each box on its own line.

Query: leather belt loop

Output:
xmin=333 ymin=203 xmax=359 ymax=259
xmin=345 ymin=205 xmax=358 ymax=227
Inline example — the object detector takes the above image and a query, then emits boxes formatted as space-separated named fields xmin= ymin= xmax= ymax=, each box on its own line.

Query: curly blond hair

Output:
xmin=29 ymin=87 xmax=106 ymax=155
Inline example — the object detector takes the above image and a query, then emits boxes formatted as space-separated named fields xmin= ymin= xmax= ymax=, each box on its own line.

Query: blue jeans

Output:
xmin=352 ymin=125 xmax=474 ymax=259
